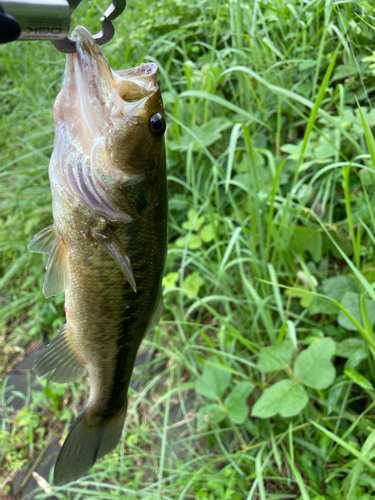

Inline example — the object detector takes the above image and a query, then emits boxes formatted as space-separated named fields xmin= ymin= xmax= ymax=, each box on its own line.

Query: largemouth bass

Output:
xmin=28 ymin=27 xmax=167 ymax=485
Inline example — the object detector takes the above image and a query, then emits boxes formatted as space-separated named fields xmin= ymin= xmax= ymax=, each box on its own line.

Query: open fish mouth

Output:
xmin=72 ymin=26 xmax=158 ymax=108
xmin=56 ymin=26 xmax=159 ymax=135
xmin=52 ymin=26 xmax=163 ymax=223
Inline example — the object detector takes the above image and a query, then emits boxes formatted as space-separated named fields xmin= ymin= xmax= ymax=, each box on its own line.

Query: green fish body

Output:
xmin=29 ymin=27 xmax=167 ymax=485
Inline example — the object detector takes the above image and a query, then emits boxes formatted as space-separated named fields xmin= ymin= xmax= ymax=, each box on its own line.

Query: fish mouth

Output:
xmin=68 ymin=26 xmax=158 ymax=112
xmin=55 ymin=25 xmax=160 ymax=153
xmin=114 ymin=64 xmax=159 ymax=95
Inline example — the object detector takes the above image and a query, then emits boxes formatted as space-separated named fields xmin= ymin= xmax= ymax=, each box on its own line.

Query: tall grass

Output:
xmin=1 ymin=0 xmax=375 ymax=498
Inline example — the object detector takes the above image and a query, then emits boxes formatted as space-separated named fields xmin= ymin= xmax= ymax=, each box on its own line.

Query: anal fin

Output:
xmin=92 ymin=229 xmax=137 ymax=293
xmin=43 ymin=235 xmax=68 ymax=298
xmin=28 ymin=225 xmax=58 ymax=254
xmin=34 ymin=324 xmax=87 ymax=383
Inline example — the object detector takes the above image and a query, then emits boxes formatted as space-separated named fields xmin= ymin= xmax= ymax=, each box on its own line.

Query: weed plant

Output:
xmin=1 ymin=0 xmax=375 ymax=498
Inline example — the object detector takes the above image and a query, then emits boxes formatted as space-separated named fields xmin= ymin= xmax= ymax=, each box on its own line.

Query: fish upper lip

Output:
xmin=70 ymin=26 xmax=101 ymax=49
xmin=68 ymin=28 xmax=159 ymax=100
xmin=70 ymin=27 xmax=158 ymax=84
xmin=115 ymin=62 xmax=159 ymax=80
xmin=114 ymin=63 xmax=159 ymax=92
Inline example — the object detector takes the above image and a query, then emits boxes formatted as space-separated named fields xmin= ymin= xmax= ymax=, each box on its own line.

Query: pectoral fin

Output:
xmin=28 ymin=225 xmax=68 ymax=298
xmin=28 ymin=225 xmax=58 ymax=254
xmin=92 ymin=229 xmax=137 ymax=293
xmin=34 ymin=324 xmax=87 ymax=383
xmin=148 ymin=295 xmax=164 ymax=331
xmin=43 ymin=235 xmax=68 ymax=298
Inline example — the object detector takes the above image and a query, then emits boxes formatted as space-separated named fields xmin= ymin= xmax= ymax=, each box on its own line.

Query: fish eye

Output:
xmin=149 ymin=113 xmax=166 ymax=136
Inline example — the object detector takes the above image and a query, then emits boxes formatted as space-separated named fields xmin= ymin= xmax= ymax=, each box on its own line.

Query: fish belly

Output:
xmin=60 ymin=188 xmax=166 ymax=420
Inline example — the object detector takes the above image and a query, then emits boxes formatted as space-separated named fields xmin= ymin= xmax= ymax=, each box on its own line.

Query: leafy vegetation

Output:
xmin=1 ymin=0 xmax=375 ymax=497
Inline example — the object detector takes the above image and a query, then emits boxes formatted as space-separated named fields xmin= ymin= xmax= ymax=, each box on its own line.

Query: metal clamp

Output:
xmin=52 ymin=0 xmax=126 ymax=53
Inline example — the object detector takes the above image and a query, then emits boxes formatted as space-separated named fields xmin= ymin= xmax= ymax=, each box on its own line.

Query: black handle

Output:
xmin=0 ymin=6 xmax=21 ymax=43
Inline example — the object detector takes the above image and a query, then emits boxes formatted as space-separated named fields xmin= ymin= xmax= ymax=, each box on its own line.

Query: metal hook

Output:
xmin=52 ymin=0 xmax=126 ymax=54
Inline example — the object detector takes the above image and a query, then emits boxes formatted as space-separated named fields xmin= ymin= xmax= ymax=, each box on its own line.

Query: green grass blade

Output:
xmin=311 ymin=420 xmax=375 ymax=474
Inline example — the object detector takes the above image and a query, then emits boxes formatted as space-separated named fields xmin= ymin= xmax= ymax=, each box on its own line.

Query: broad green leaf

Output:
xmin=338 ymin=291 xmax=375 ymax=331
xmin=224 ymin=382 xmax=254 ymax=424
xmin=257 ymin=340 xmax=294 ymax=373
xmin=362 ymin=261 xmax=375 ymax=283
xmin=359 ymin=168 xmax=374 ymax=187
xmin=285 ymin=286 xmax=313 ymax=308
xmin=281 ymin=142 xmax=312 ymax=160
xmin=182 ymin=209 xmax=206 ymax=231
xmin=198 ymin=404 xmax=226 ymax=427
xmin=314 ymin=136 xmax=336 ymax=159
xmin=309 ymin=295 xmax=338 ymax=315
xmin=183 ymin=271 xmax=204 ymax=295
xmin=344 ymin=369 xmax=374 ymax=390
xmin=200 ymin=223 xmax=216 ymax=243
xmin=332 ymin=65 xmax=354 ymax=83
xmin=14 ymin=408 xmax=31 ymax=427
xmin=322 ymin=276 xmax=357 ymax=302
xmin=298 ymin=60 xmax=316 ymax=71
xmin=168 ymin=119 xmax=230 ymax=152
xmin=60 ymin=407 xmax=72 ymax=422
xmin=322 ymin=232 xmax=353 ymax=258
xmin=311 ymin=328 xmax=325 ymax=337
xmin=196 ymin=363 xmax=231 ymax=400
xmin=197 ymin=117 xmax=230 ymax=147
xmin=301 ymin=335 xmax=325 ymax=345
xmin=344 ymin=346 xmax=369 ymax=370
xmin=251 ymin=380 xmax=309 ymax=418
xmin=162 ymin=272 xmax=179 ymax=287
xmin=362 ymin=51 xmax=375 ymax=63
xmin=175 ymin=234 xmax=202 ymax=250
xmin=296 ymin=269 xmax=317 ymax=288
xmin=335 ymin=338 xmax=364 ymax=358
xmin=294 ymin=338 xmax=336 ymax=390
xmin=292 ymin=227 xmax=322 ymax=263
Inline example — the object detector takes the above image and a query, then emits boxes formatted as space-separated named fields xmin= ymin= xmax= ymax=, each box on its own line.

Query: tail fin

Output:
xmin=53 ymin=407 xmax=126 ymax=485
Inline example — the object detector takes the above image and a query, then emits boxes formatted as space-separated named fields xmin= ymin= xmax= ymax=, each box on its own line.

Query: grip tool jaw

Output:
xmin=52 ymin=0 xmax=126 ymax=53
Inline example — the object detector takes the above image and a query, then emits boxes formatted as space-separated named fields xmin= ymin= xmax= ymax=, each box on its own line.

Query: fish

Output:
xmin=28 ymin=26 xmax=168 ymax=485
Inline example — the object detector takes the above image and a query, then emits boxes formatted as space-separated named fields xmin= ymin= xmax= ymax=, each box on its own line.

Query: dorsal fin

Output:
xmin=43 ymin=235 xmax=68 ymax=298
xmin=92 ymin=229 xmax=137 ymax=293
xmin=28 ymin=225 xmax=58 ymax=254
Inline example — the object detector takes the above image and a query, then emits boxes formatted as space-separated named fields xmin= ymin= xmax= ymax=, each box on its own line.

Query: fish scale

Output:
xmin=28 ymin=26 xmax=168 ymax=485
